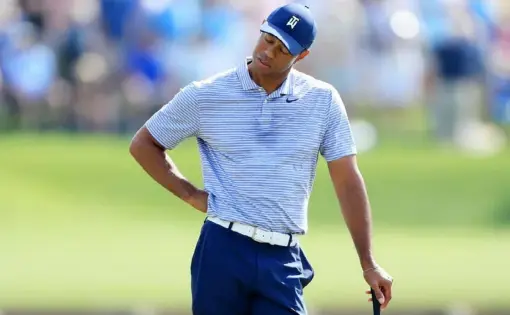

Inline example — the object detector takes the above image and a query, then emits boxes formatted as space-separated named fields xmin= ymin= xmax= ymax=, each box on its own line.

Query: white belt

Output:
xmin=206 ymin=216 xmax=299 ymax=247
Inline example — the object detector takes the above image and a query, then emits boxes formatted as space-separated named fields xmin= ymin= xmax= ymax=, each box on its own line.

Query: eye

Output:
xmin=280 ymin=48 xmax=289 ymax=55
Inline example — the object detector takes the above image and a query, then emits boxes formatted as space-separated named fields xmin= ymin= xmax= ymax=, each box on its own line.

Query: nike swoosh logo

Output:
xmin=286 ymin=97 xmax=298 ymax=103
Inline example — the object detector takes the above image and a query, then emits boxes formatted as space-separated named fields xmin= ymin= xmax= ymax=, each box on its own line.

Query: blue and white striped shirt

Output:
xmin=145 ymin=57 xmax=357 ymax=234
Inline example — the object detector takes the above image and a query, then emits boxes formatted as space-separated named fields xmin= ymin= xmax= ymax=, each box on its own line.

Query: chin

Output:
xmin=257 ymin=66 xmax=273 ymax=75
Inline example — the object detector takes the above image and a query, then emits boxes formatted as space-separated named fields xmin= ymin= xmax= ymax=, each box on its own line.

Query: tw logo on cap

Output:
xmin=286 ymin=15 xmax=300 ymax=29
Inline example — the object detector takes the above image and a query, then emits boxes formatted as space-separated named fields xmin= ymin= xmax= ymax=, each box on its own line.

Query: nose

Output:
xmin=264 ymin=46 xmax=276 ymax=59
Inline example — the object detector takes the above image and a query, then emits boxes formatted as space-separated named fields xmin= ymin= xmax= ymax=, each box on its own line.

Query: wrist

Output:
xmin=185 ymin=188 xmax=208 ymax=212
xmin=360 ymin=257 xmax=377 ymax=271
xmin=175 ymin=176 xmax=200 ymax=202
xmin=183 ymin=186 xmax=201 ymax=203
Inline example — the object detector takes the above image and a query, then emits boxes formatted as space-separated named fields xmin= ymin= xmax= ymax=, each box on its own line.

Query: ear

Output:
xmin=296 ymin=50 xmax=310 ymax=62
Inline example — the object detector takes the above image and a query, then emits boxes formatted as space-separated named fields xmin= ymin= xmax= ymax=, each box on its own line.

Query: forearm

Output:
xmin=129 ymin=131 xmax=199 ymax=202
xmin=335 ymin=170 xmax=376 ymax=270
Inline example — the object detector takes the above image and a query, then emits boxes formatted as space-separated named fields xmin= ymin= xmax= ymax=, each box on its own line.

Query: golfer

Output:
xmin=130 ymin=3 xmax=393 ymax=314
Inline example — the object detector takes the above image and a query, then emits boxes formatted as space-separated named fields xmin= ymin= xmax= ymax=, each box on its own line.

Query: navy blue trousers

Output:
xmin=190 ymin=220 xmax=315 ymax=315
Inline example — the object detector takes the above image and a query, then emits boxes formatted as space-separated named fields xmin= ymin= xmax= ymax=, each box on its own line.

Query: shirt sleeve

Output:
xmin=319 ymin=87 xmax=357 ymax=162
xmin=144 ymin=82 xmax=200 ymax=150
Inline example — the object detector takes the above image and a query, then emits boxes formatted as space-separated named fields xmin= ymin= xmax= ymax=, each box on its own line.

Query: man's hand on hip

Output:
xmin=186 ymin=189 xmax=209 ymax=213
xmin=363 ymin=265 xmax=393 ymax=310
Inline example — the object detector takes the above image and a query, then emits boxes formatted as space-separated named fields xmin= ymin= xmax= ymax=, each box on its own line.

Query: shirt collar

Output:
xmin=236 ymin=56 xmax=294 ymax=96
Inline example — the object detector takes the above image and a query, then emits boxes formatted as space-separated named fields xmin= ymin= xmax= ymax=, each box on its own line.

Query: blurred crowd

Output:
xmin=0 ymin=0 xmax=509 ymax=142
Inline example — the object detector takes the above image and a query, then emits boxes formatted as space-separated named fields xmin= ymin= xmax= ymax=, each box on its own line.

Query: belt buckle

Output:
xmin=251 ymin=227 xmax=271 ymax=244
xmin=251 ymin=227 xmax=261 ymax=242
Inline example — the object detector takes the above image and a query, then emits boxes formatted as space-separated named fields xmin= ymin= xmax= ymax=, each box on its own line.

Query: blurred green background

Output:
xmin=1 ymin=133 xmax=510 ymax=314
xmin=2 ymin=0 xmax=510 ymax=315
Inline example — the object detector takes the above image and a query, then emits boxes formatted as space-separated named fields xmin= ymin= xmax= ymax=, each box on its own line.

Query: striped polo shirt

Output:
xmin=145 ymin=57 xmax=357 ymax=234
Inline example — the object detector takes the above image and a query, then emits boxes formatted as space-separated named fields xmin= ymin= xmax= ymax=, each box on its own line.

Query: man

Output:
xmin=129 ymin=3 xmax=393 ymax=314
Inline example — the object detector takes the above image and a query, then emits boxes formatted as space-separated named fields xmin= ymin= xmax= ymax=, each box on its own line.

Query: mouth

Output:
xmin=257 ymin=57 xmax=271 ymax=68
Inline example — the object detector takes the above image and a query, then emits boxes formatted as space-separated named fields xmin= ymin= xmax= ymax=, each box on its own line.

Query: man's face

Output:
xmin=251 ymin=32 xmax=307 ymax=76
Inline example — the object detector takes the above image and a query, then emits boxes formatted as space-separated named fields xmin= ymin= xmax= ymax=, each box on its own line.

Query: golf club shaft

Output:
xmin=371 ymin=288 xmax=381 ymax=315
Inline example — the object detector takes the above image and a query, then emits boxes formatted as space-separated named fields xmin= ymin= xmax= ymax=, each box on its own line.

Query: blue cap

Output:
xmin=260 ymin=3 xmax=317 ymax=56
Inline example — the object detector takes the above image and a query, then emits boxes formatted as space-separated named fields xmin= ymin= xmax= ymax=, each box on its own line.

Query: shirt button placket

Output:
xmin=260 ymin=98 xmax=271 ymax=125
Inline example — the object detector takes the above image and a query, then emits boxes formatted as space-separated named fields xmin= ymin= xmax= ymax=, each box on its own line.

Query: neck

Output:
xmin=248 ymin=64 xmax=291 ymax=94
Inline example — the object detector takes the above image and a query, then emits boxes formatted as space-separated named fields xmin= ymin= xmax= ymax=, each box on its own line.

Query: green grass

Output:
xmin=1 ymin=133 xmax=510 ymax=311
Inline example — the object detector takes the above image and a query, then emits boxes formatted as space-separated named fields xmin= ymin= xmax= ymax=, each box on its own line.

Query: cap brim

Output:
xmin=260 ymin=21 xmax=303 ymax=56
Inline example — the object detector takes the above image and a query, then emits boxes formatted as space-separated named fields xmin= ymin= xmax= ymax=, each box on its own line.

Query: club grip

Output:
xmin=371 ymin=288 xmax=381 ymax=315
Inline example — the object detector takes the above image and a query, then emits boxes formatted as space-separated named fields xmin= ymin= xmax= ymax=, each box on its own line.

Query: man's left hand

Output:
xmin=363 ymin=265 xmax=393 ymax=310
